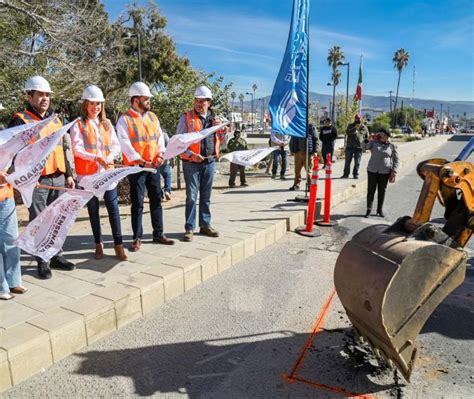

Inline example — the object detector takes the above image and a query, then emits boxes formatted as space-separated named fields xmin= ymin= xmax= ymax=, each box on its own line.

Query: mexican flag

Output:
xmin=354 ymin=61 xmax=362 ymax=101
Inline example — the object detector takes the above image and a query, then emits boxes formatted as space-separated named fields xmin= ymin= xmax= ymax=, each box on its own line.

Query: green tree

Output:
xmin=370 ymin=113 xmax=391 ymax=133
xmin=335 ymin=95 xmax=359 ymax=137
xmin=230 ymin=91 xmax=237 ymax=110
xmin=327 ymin=46 xmax=345 ymax=120
xmin=392 ymin=48 xmax=410 ymax=126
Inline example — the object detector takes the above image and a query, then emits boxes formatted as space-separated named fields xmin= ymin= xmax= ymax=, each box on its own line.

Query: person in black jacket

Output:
xmin=289 ymin=123 xmax=318 ymax=191
xmin=319 ymin=117 xmax=338 ymax=167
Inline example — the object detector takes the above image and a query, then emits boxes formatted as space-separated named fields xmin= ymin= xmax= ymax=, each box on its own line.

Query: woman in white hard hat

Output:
xmin=70 ymin=85 xmax=128 ymax=261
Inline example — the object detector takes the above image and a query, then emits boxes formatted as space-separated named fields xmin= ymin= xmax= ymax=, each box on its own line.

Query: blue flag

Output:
xmin=269 ymin=0 xmax=309 ymax=138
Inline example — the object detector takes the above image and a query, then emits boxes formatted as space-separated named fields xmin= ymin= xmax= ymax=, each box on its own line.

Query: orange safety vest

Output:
xmin=14 ymin=110 xmax=66 ymax=175
xmin=74 ymin=118 xmax=113 ymax=175
xmin=180 ymin=110 xmax=221 ymax=161
xmin=0 ymin=184 xmax=13 ymax=203
xmin=121 ymin=110 xmax=160 ymax=165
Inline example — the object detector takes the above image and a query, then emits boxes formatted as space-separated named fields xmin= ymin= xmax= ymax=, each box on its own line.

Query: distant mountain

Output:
xmin=238 ymin=93 xmax=474 ymax=117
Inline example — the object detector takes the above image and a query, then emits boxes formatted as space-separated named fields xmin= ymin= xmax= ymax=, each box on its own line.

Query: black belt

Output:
xmin=182 ymin=157 xmax=216 ymax=164
xmin=41 ymin=170 xmax=64 ymax=178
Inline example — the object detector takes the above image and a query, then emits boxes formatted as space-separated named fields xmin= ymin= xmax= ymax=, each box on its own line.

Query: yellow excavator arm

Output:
xmin=334 ymin=139 xmax=473 ymax=381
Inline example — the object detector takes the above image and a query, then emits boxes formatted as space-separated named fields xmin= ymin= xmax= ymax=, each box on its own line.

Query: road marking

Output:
xmin=281 ymin=287 xmax=379 ymax=398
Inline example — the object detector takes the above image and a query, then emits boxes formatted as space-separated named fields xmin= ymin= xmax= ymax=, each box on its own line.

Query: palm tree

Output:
xmin=230 ymin=91 xmax=237 ymax=110
xmin=327 ymin=46 xmax=345 ymax=120
xmin=392 ymin=48 xmax=410 ymax=126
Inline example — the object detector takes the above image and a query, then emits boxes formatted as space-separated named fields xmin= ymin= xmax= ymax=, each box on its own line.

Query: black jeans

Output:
xmin=322 ymin=141 xmax=335 ymax=166
xmin=127 ymin=170 xmax=163 ymax=240
xmin=87 ymin=187 xmax=123 ymax=245
xmin=367 ymin=171 xmax=390 ymax=211
xmin=229 ymin=163 xmax=246 ymax=185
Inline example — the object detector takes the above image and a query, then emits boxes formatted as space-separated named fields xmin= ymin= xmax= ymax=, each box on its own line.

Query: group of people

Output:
xmin=230 ymin=113 xmax=398 ymax=218
xmin=0 ymin=76 xmax=224 ymax=300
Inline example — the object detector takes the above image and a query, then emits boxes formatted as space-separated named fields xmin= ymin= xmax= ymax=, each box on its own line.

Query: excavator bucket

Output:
xmin=334 ymin=220 xmax=467 ymax=381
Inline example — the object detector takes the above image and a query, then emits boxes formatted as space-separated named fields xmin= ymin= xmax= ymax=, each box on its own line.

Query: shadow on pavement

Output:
xmin=74 ymin=330 xmax=396 ymax=398
xmin=222 ymin=189 xmax=292 ymax=195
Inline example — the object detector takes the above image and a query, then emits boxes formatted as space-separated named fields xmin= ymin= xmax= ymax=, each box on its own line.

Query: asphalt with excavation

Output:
xmin=2 ymin=135 xmax=473 ymax=398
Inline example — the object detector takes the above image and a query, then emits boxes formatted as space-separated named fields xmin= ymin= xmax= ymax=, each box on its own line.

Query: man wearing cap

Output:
xmin=176 ymin=85 xmax=223 ymax=242
xmin=8 ymin=75 xmax=75 ymax=279
xmin=342 ymin=114 xmax=369 ymax=179
xmin=116 ymin=82 xmax=174 ymax=252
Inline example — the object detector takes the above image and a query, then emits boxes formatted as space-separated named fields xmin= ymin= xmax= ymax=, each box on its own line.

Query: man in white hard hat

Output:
xmin=176 ymin=85 xmax=224 ymax=242
xmin=8 ymin=75 xmax=75 ymax=279
xmin=116 ymin=81 xmax=174 ymax=252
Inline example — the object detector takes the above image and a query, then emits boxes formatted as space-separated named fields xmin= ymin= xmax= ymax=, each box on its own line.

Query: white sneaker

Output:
xmin=164 ymin=191 xmax=171 ymax=201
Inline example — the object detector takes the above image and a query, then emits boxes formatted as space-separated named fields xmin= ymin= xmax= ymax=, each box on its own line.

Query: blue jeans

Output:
xmin=0 ymin=198 xmax=21 ymax=294
xmin=343 ymin=148 xmax=363 ymax=177
xmin=183 ymin=161 xmax=215 ymax=231
xmin=160 ymin=162 xmax=172 ymax=194
xmin=272 ymin=148 xmax=288 ymax=177
xmin=127 ymin=171 xmax=163 ymax=240
xmin=87 ymin=187 xmax=123 ymax=245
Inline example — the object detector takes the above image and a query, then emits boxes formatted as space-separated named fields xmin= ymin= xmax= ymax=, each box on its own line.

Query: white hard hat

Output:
xmin=128 ymin=82 xmax=153 ymax=97
xmin=81 ymin=85 xmax=105 ymax=102
xmin=24 ymin=75 xmax=53 ymax=93
xmin=194 ymin=85 xmax=212 ymax=99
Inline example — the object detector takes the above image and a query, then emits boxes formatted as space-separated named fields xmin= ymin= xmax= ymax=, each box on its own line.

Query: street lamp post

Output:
xmin=245 ymin=92 xmax=255 ymax=134
xmin=124 ymin=32 xmax=142 ymax=81
xmin=338 ymin=62 xmax=350 ymax=145
xmin=338 ymin=62 xmax=350 ymax=123
xmin=326 ymin=82 xmax=333 ymax=119
xmin=252 ymin=83 xmax=257 ymax=118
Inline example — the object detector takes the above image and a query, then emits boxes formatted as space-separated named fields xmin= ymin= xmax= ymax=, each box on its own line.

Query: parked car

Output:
xmin=400 ymin=125 xmax=413 ymax=135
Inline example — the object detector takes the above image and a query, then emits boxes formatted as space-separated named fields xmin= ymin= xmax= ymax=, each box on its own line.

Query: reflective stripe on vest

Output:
xmin=74 ymin=118 xmax=113 ymax=175
xmin=122 ymin=110 xmax=160 ymax=165
xmin=180 ymin=110 xmax=220 ymax=161
xmin=14 ymin=111 xmax=66 ymax=175
xmin=0 ymin=184 xmax=13 ymax=203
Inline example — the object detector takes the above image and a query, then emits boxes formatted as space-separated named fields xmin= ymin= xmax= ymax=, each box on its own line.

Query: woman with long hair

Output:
xmin=70 ymin=85 xmax=127 ymax=261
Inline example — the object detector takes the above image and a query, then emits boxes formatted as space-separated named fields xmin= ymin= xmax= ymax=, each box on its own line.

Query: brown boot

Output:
xmin=95 ymin=243 xmax=104 ymax=260
xmin=114 ymin=244 xmax=128 ymax=261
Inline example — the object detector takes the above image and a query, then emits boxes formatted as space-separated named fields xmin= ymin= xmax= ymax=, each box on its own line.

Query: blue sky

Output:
xmin=103 ymin=0 xmax=473 ymax=102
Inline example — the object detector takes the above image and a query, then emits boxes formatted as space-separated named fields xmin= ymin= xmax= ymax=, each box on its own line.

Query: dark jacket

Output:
xmin=227 ymin=137 xmax=247 ymax=152
xmin=289 ymin=124 xmax=318 ymax=154
xmin=319 ymin=124 xmax=338 ymax=143
xmin=346 ymin=122 xmax=369 ymax=149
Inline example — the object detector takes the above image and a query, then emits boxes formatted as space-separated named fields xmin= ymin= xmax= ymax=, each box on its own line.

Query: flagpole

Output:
xmin=359 ymin=54 xmax=363 ymax=115
xmin=304 ymin=7 xmax=310 ymax=198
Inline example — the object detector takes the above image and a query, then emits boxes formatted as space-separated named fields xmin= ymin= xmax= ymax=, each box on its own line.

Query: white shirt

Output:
xmin=116 ymin=108 xmax=165 ymax=162
xmin=70 ymin=117 xmax=121 ymax=182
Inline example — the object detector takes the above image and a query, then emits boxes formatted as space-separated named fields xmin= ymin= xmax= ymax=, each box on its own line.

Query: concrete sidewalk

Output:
xmin=0 ymin=135 xmax=450 ymax=392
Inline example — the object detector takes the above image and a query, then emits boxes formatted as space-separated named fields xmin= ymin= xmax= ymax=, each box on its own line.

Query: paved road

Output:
xmin=5 ymin=136 xmax=473 ymax=398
